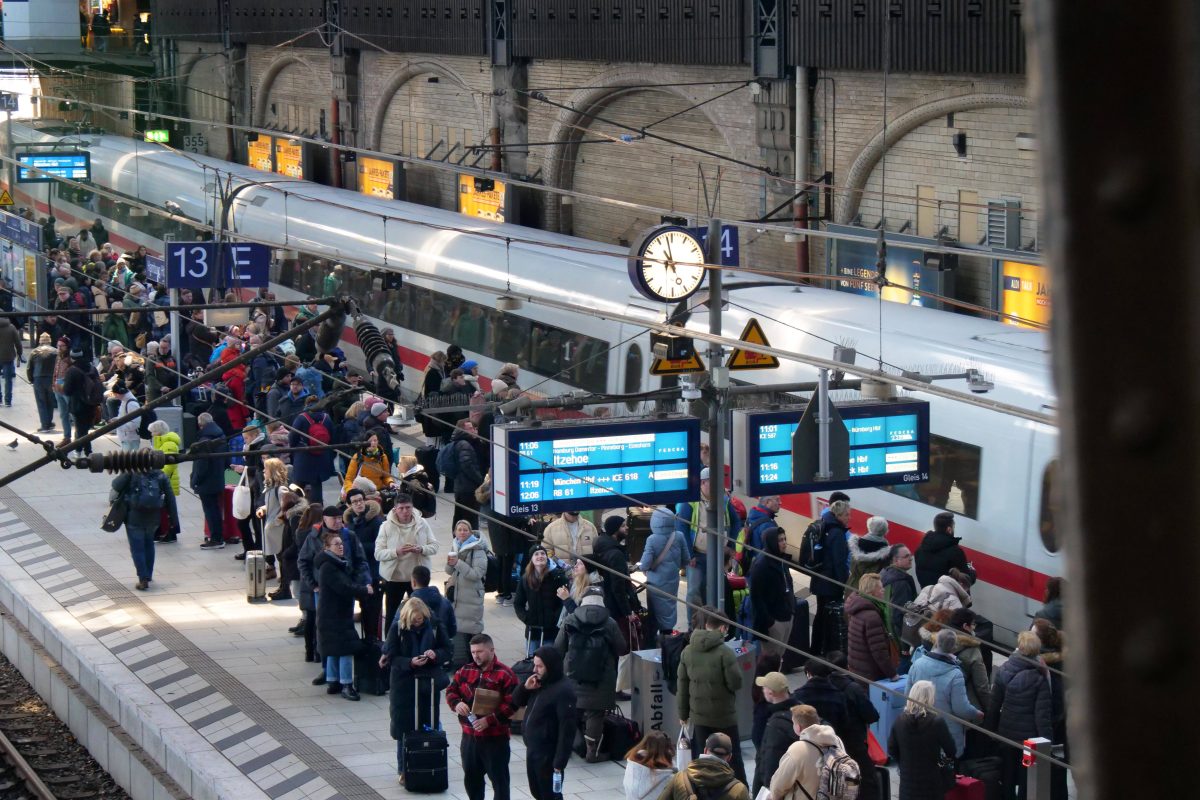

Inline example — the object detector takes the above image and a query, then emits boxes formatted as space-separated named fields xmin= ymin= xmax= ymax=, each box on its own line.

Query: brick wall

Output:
xmin=246 ymin=45 xmax=331 ymax=132
xmin=178 ymin=43 xmax=232 ymax=159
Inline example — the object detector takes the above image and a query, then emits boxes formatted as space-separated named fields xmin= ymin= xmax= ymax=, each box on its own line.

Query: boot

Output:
xmin=584 ymin=736 xmax=604 ymax=763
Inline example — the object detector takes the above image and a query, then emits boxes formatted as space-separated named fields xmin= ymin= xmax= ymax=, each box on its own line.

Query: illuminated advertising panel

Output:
xmin=358 ymin=157 xmax=398 ymax=200
xmin=247 ymin=137 xmax=273 ymax=172
xmin=274 ymin=139 xmax=304 ymax=179
xmin=458 ymin=174 xmax=505 ymax=222
xmin=1000 ymin=260 xmax=1051 ymax=328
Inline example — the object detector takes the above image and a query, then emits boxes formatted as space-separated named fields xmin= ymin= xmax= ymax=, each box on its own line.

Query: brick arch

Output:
xmin=253 ymin=55 xmax=322 ymax=127
xmin=837 ymin=92 xmax=1030 ymax=224
xmin=368 ymin=61 xmax=482 ymax=152
xmin=542 ymin=72 xmax=744 ymax=234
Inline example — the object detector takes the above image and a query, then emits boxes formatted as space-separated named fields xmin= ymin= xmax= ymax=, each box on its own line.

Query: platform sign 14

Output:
xmin=492 ymin=417 xmax=702 ymax=517
xmin=164 ymin=242 xmax=271 ymax=288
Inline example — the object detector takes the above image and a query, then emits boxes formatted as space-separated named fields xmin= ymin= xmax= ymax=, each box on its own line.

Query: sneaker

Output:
xmin=234 ymin=552 xmax=247 ymax=561
xmin=312 ymin=673 xmax=328 ymax=686
xmin=135 ymin=580 xmax=148 ymax=591
xmin=156 ymin=535 xmax=178 ymax=544
xmin=200 ymin=540 xmax=225 ymax=550
xmin=325 ymin=682 xmax=343 ymax=695
xmin=341 ymin=686 xmax=361 ymax=702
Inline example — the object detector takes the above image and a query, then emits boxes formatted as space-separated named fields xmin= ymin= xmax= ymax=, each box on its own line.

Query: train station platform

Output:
xmin=0 ymin=388 xmax=673 ymax=800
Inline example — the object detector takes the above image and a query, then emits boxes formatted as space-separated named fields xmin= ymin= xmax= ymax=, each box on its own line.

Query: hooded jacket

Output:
xmin=343 ymin=500 xmax=384 ymax=583
xmin=512 ymin=646 xmax=577 ymax=770
xmin=593 ymin=532 xmax=636 ymax=618
xmin=543 ymin=514 xmax=598 ymax=560
xmin=554 ymin=598 xmax=624 ymax=711
xmin=313 ymin=549 xmax=367 ymax=658
xmin=846 ymin=533 xmax=893 ymax=598
xmin=189 ymin=422 xmax=228 ymax=495
xmin=641 ymin=507 xmax=686 ymax=632
xmin=914 ymin=529 xmax=974 ymax=588
xmin=374 ymin=506 xmax=438 ymax=582
xmin=447 ymin=534 xmax=487 ymax=635
xmin=659 ymin=755 xmax=750 ymax=800
xmin=846 ymin=593 xmax=896 ymax=681
xmin=905 ymin=649 xmax=981 ymax=755
xmin=450 ymin=428 xmax=484 ymax=494
xmin=152 ymin=431 xmax=182 ymax=495
xmin=412 ymin=585 xmax=457 ymax=640
xmin=0 ymin=317 xmax=22 ymax=363
xmin=915 ymin=574 xmax=972 ymax=614
xmin=913 ymin=626 xmax=991 ymax=711
xmin=748 ymin=537 xmax=794 ymax=635
xmin=26 ymin=343 xmax=57 ymax=385
xmin=678 ymin=629 xmax=742 ymax=728
xmin=986 ymin=653 xmax=1053 ymax=744
xmin=768 ymin=725 xmax=845 ymax=800
xmin=751 ymin=698 xmax=799 ymax=795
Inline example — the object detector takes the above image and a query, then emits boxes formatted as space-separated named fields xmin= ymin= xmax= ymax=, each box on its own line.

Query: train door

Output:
xmin=1022 ymin=425 xmax=1062 ymax=621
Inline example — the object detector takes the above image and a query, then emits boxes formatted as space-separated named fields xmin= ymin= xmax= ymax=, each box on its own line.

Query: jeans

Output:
xmin=125 ymin=522 xmax=157 ymax=581
xmin=33 ymin=383 xmax=54 ymax=429
xmin=324 ymin=655 xmax=353 ymax=685
xmin=461 ymin=736 xmax=511 ymax=800
xmin=54 ymin=392 xmax=72 ymax=439
xmin=0 ymin=361 xmax=13 ymax=404
xmin=199 ymin=492 xmax=224 ymax=543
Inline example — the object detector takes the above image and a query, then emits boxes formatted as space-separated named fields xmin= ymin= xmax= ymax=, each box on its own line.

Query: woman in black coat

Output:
xmin=889 ymin=679 xmax=957 ymax=800
xmin=384 ymin=596 xmax=452 ymax=781
xmin=314 ymin=534 xmax=368 ymax=701
xmin=512 ymin=545 xmax=568 ymax=654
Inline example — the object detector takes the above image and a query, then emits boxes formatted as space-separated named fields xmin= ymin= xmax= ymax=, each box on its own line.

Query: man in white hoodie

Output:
xmin=768 ymin=705 xmax=848 ymax=800
xmin=374 ymin=492 xmax=439 ymax=633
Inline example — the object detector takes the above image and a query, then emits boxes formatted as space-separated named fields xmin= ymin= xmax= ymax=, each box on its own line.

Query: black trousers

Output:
xmin=454 ymin=491 xmax=480 ymax=529
xmin=361 ymin=582 xmax=383 ymax=641
xmin=461 ymin=736 xmax=510 ymax=800
xmin=526 ymin=753 xmax=561 ymax=800
xmin=383 ymin=580 xmax=412 ymax=634
xmin=691 ymin=724 xmax=746 ymax=785
xmin=198 ymin=492 xmax=224 ymax=544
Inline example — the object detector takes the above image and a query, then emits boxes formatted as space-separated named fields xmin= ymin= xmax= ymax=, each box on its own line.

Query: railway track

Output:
xmin=0 ymin=654 xmax=130 ymax=800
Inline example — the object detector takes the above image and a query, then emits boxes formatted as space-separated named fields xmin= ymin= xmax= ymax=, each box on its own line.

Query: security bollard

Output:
xmin=1023 ymin=737 xmax=1053 ymax=800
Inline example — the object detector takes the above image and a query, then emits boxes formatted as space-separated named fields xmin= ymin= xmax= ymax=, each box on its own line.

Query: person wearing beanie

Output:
xmin=27 ymin=333 xmax=59 ymax=431
xmin=593 ymin=514 xmax=638 ymax=627
xmin=489 ymin=378 xmax=509 ymax=399
xmin=640 ymin=506 xmax=687 ymax=636
xmin=847 ymin=515 xmax=893 ymax=599
xmin=555 ymin=583 xmax=623 ymax=762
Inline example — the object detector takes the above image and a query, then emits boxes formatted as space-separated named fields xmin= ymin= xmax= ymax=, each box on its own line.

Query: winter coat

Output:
xmin=0 ymin=318 xmax=23 ymax=363
xmin=398 ymin=464 xmax=437 ymax=518
xmin=114 ymin=394 xmax=141 ymax=447
xmin=313 ymin=550 xmax=367 ymax=658
xmin=386 ymin=617 xmax=452 ymax=739
xmin=447 ymin=535 xmax=487 ymax=635
xmin=343 ymin=500 xmax=384 ymax=584
xmin=743 ymin=504 xmax=777 ymax=572
xmin=905 ymin=650 xmax=981 ymax=756
xmin=881 ymin=564 xmax=919 ymax=642
xmin=791 ymin=676 xmax=849 ymax=737
xmin=888 ymin=712 xmax=957 ymax=800
xmin=986 ymin=654 xmax=1052 ymax=744
xmin=748 ymin=547 xmax=794 ymax=636
xmin=151 ymin=431 xmax=182 ymax=495
xmin=811 ymin=510 xmax=850 ymax=599
xmin=554 ymin=599 xmax=624 ymax=711
xmin=828 ymin=672 xmax=881 ymax=748
xmin=343 ymin=448 xmax=393 ymax=494
xmin=593 ymin=534 xmax=637 ymax=618
xmin=914 ymin=530 xmax=974 ymax=588
xmin=188 ymin=422 xmax=228 ymax=495
xmin=641 ymin=508 xmax=686 ymax=632
xmin=658 ymin=755 xmax=749 ymax=800
xmin=512 ymin=647 xmax=577 ymax=771
xmin=480 ymin=500 xmax=524 ymax=558
xmin=1034 ymin=597 xmax=1063 ymax=631
xmin=915 ymin=574 xmax=972 ymax=614
xmin=677 ymin=629 xmax=742 ymax=728
xmin=110 ymin=470 xmax=179 ymax=530
xmin=845 ymin=593 xmax=896 ymax=681
xmin=913 ymin=627 xmax=991 ymax=712
xmin=412 ymin=585 xmax=457 ymax=640
xmin=26 ymin=345 xmax=57 ymax=385
xmin=375 ymin=506 xmax=438 ymax=583
xmin=846 ymin=534 xmax=893 ymax=598
xmin=289 ymin=411 xmax=335 ymax=485
xmin=623 ymin=760 xmax=674 ymax=800
xmin=752 ymin=700 xmax=799 ymax=795
xmin=768 ymin=725 xmax=844 ymax=800
xmin=362 ymin=414 xmax=394 ymax=458
xmin=449 ymin=430 xmax=484 ymax=494
xmin=543 ymin=515 xmax=599 ymax=560
xmin=513 ymin=565 xmax=567 ymax=642
xmin=222 ymin=366 xmax=249 ymax=431
xmin=275 ymin=390 xmax=308 ymax=424
xmin=299 ymin=525 xmax=371 ymax=612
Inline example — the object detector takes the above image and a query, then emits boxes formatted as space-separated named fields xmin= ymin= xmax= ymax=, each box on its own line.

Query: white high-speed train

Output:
xmin=3 ymin=122 xmax=1060 ymax=642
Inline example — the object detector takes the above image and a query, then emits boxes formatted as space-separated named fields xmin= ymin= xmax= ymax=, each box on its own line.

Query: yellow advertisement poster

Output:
xmin=358 ymin=157 xmax=397 ymax=199
xmin=247 ymin=137 xmax=273 ymax=172
xmin=24 ymin=253 xmax=36 ymax=301
xmin=458 ymin=175 xmax=505 ymax=222
xmin=275 ymin=139 xmax=304 ymax=179
xmin=1000 ymin=260 xmax=1051 ymax=328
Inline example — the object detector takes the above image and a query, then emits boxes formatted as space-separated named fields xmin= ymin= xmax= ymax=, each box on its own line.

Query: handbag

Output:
xmin=938 ymin=753 xmax=959 ymax=793
xmin=101 ymin=491 xmax=127 ymax=532
xmin=675 ymin=724 xmax=692 ymax=772
xmin=866 ymin=729 xmax=887 ymax=766
xmin=602 ymin=706 xmax=641 ymax=760
xmin=231 ymin=470 xmax=252 ymax=520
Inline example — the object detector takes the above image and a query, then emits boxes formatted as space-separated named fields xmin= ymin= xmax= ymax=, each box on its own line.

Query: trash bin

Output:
xmin=630 ymin=648 xmax=680 ymax=742
xmin=726 ymin=640 xmax=756 ymax=740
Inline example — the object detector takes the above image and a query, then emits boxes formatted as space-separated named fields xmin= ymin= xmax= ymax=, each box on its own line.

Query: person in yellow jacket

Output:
xmin=147 ymin=420 xmax=181 ymax=495
xmin=341 ymin=433 xmax=394 ymax=497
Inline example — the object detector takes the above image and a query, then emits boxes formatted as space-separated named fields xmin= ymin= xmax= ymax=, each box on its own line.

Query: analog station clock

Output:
xmin=627 ymin=225 xmax=708 ymax=302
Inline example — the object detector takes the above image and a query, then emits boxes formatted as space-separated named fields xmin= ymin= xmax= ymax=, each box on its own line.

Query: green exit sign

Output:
xmin=144 ymin=129 xmax=170 ymax=143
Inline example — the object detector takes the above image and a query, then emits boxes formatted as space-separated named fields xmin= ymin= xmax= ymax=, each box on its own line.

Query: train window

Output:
xmin=624 ymin=344 xmax=643 ymax=410
xmin=1039 ymin=459 xmax=1061 ymax=553
xmin=878 ymin=433 xmax=982 ymax=520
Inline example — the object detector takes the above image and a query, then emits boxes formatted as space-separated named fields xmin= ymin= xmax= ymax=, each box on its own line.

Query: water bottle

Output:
xmin=552 ymin=771 xmax=563 ymax=794
xmin=467 ymin=713 xmax=477 ymax=724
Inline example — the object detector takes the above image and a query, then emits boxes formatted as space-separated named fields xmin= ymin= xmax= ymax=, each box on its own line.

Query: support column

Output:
xmin=491 ymin=60 xmax=530 ymax=223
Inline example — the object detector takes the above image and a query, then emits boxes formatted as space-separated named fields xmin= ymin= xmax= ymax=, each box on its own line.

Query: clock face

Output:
xmin=628 ymin=226 xmax=707 ymax=302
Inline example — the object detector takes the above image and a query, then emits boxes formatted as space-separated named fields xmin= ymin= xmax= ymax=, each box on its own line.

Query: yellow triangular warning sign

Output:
xmin=650 ymin=351 xmax=706 ymax=376
xmin=0 ymin=190 xmax=13 ymax=207
xmin=726 ymin=317 xmax=780 ymax=370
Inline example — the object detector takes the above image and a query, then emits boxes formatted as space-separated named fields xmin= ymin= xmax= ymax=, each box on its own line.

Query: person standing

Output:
xmin=677 ymin=606 xmax=747 ymax=784
xmin=593 ymin=515 xmax=639 ymax=641
xmin=375 ymin=493 xmax=438 ymax=634
xmin=914 ymin=512 xmax=975 ymax=588
xmin=303 ymin=506 xmax=374 ymax=688
xmin=657 ymin=732 xmax=750 ymax=800
xmin=109 ymin=467 xmax=179 ymax=591
xmin=410 ymin=564 xmax=457 ymax=643
xmin=449 ymin=420 xmax=485 ymax=528
xmin=512 ymin=646 xmax=577 ymax=800
xmin=383 ymin=596 xmax=452 ymax=783
xmin=881 ymin=544 xmax=919 ymax=644
xmin=986 ymin=631 xmax=1053 ymax=800
xmin=555 ymin=585 xmax=624 ymax=762
xmin=112 ymin=380 xmax=141 ymax=452
xmin=750 ymin=672 xmax=799 ymax=796
xmin=906 ymin=628 xmax=983 ymax=758
xmin=846 ymin=573 xmax=900 ymax=682
xmin=343 ymin=487 xmax=384 ymax=640
xmin=289 ymin=400 xmax=335 ymax=506
xmin=51 ymin=338 xmax=73 ymax=439
xmin=446 ymin=634 xmax=519 ymax=800
xmin=747 ymin=527 xmax=794 ymax=663
xmin=26 ymin=333 xmax=58 ymax=432
xmin=622 ymin=732 xmax=675 ymax=800
xmin=542 ymin=510 xmax=598 ymax=563
xmin=639 ymin=507 xmax=686 ymax=638
xmin=847 ymin=516 xmax=893 ymax=598
xmin=62 ymin=346 xmax=101 ymax=454
xmin=810 ymin=497 xmax=852 ymax=658
xmin=674 ymin=467 xmax=742 ymax=618
xmin=0 ymin=314 xmax=23 ymax=407
xmin=512 ymin=545 xmax=566 ymax=654
xmin=446 ymin=520 xmax=488 ymax=666
xmin=767 ymin=705 xmax=844 ymax=800
xmin=888 ymin=680 xmax=957 ymax=800
xmin=191 ymin=413 xmax=229 ymax=550
xmin=742 ymin=495 xmax=781 ymax=574
xmin=314 ymin=532 xmax=369 ymax=701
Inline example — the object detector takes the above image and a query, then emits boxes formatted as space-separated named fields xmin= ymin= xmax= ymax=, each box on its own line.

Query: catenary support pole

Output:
xmin=705 ymin=217 xmax=725 ymax=611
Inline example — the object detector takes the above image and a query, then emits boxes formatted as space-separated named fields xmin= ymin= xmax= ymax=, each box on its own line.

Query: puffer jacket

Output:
xmin=914 ymin=627 xmax=991 ymax=711
xmin=343 ymin=448 xmax=393 ymax=493
xmin=447 ymin=535 xmax=487 ymax=635
xmin=881 ymin=564 xmax=919 ymax=641
xmin=513 ymin=565 xmax=567 ymax=640
xmin=846 ymin=533 xmax=893 ymax=597
xmin=986 ymin=654 xmax=1052 ymax=744
xmin=678 ymin=629 xmax=742 ymax=728
xmin=114 ymin=394 xmax=141 ymax=447
xmin=845 ymin=593 xmax=896 ymax=681
xmin=659 ymin=755 xmax=750 ymax=800
xmin=374 ymin=507 xmax=438 ymax=582
xmin=915 ymin=574 xmax=972 ymax=613
xmin=151 ymin=431 xmax=182 ymax=495
xmin=752 ymin=699 xmax=799 ymax=795
xmin=640 ymin=507 xmax=686 ymax=632
xmin=914 ymin=529 xmax=974 ymax=588
xmin=905 ymin=650 xmax=981 ymax=756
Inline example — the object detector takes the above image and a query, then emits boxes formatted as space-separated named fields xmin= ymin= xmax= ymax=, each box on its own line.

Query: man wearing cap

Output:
xmin=658 ymin=732 xmax=750 ymax=800
xmin=543 ymin=510 xmax=598 ymax=563
xmin=751 ymin=672 xmax=799 ymax=796
xmin=675 ymin=467 xmax=743 ymax=620
xmin=27 ymin=333 xmax=59 ymax=431
xmin=275 ymin=375 xmax=309 ymax=423
xmin=0 ymin=309 xmax=22 ymax=407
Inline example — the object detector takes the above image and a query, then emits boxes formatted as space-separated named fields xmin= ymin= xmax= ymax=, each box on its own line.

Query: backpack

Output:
xmin=568 ymin=621 xmax=611 ymax=683
xmin=483 ymin=549 xmax=501 ymax=593
xmin=799 ymin=740 xmax=861 ymax=800
xmin=436 ymin=441 xmax=459 ymax=483
xmin=82 ymin=370 xmax=104 ymax=407
xmin=660 ymin=632 xmax=688 ymax=695
xmin=301 ymin=412 xmax=331 ymax=445
xmin=798 ymin=519 xmax=828 ymax=572
xmin=128 ymin=472 xmax=165 ymax=511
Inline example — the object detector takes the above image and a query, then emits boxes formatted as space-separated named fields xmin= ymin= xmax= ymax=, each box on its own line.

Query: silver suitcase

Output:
xmin=246 ymin=550 xmax=267 ymax=602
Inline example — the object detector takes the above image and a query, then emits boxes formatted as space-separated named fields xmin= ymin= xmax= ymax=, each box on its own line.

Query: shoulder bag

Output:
xmin=101 ymin=485 xmax=128 ymax=532
xmin=231 ymin=469 xmax=253 ymax=520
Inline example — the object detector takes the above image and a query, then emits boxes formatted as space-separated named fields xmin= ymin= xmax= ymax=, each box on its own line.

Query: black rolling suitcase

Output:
xmin=403 ymin=678 xmax=449 ymax=793
xmin=415 ymin=444 xmax=440 ymax=493
xmin=780 ymin=595 xmax=811 ymax=672
xmin=874 ymin=765 xmax=892 ymax=800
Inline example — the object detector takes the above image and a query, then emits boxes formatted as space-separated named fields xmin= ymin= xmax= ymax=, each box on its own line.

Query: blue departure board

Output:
xmin=741 ymin=401 xmax=929 ymax=495
xmin=492 ymin=418 xmax=702 ymax=516
xmin=16 ymin=152 xmax=91 ymax=183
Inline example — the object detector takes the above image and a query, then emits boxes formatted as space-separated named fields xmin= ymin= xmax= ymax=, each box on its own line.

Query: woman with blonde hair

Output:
xmin=554 ymin=556 xmax=602 ymax=615
xmin=846 ymin=572 xmax=899 ymax=681
xmin=384 ymin=596 xmax=451 ymax=783
xmin=622 ymin=730 xmax=675 ymax=799
xmin=256 ymin=457 xmax=291 ymax=568
xmin=396 ymin=453 xmax=436 ymax=517
xmin=889 ymin=680 xmax=956 ymax=800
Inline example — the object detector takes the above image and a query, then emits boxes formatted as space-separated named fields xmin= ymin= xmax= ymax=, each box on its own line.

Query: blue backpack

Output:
xmin=129 ymin=473 xmax=165 ymax=511
xmin=436 ymin=442 xmax=458 ymax=483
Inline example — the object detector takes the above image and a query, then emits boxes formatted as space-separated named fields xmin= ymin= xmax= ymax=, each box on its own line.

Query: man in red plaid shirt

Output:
xmin=446 ymin=633 xmax=518 ymax=800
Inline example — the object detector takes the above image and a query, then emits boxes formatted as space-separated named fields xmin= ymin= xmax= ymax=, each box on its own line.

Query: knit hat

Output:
xmin=37 ymin=333 xmax=50 ymax=345
xmin=582 ymin=585 xmax=605 ymax=599
xmin=461 ymin=360 xmax=478 ymax=372
xmin=490 ymin=379 xmax=508 ymax=394
xmin=370 ymin=402 xmax=387 ymax=417
xmin=603 ymin=516 xmax=625 ymax=537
